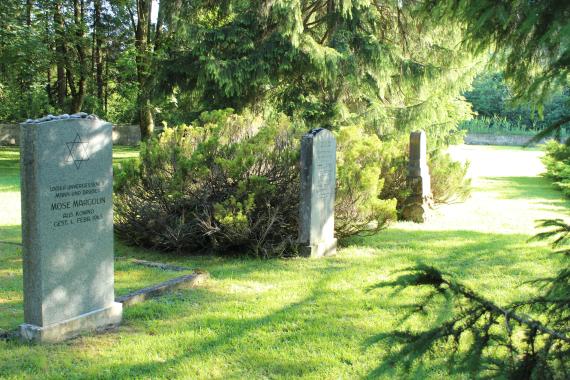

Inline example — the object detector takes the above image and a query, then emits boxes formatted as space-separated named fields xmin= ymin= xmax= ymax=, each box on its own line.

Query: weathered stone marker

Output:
xmin=19 ymin=113 xmax=122 ymax=343
xmin=298 ymin=128 xmax=337 ymax=257
xmin=402 ymin=130 xmax=433 ymax=223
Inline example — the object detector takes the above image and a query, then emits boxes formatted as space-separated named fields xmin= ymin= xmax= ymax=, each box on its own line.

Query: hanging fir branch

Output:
xmin=382 ymin=219 xmax=570 ymax=379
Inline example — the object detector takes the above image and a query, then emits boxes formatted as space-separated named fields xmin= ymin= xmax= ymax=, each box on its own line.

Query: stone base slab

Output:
xmin=116 ymin=272 xmax=209 ymax=307
xmin=299 ymin=239 xmax=337 ymax=258
xmin=401 ymin=202 xmax=431 ymax=223
xmin=20 ymin=302 xmax=123 ymax=343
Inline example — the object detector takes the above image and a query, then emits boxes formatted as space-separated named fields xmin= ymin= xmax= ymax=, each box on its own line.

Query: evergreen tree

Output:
xmin=157 ymin=0 xmax=479 ymax=149
xmin=427 ymin=0 xmax=570 ymax=141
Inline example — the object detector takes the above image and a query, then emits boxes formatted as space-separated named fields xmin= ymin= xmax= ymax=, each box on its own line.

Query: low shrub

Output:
xmin=380 ymin=149 xmax=471 ymax=213
xmin=115 ymin=110 xmax=302 ymax=257
xmin=335 ymin=125 xmax=397 ymax=238
xmin=460 ymin=115 xmax=540 ymax=136
xmin=542 ymin=140 xmax=570 ymax=197
xmin=429 ymin=152 xmax=471 ymax=203
xmin=379 ymin=155 xmax=410 ymax=215
xmin=114 ymin=110 xmax=397 ymax=257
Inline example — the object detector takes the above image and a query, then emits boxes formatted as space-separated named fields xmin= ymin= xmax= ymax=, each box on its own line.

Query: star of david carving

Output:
xmin=65 ymin=133 xmax=89 ymax=169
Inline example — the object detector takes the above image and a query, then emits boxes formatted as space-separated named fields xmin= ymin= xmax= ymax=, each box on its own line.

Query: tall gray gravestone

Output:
xmin=298 ymin=128 xmax=337 ymax=257
xmin=19 ymin=113 xmax=122 ymax=343
xmin=402 ymin=130 xmax=433 ymax=223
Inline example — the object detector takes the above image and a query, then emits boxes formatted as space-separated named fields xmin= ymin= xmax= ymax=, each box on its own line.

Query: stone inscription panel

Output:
xmin=314 ymin=139 xmax=336 ymax=201
xmin=309 ymin=130 xmax=336 ymax=244
xmin=48 ymin=181 xmax=107 ymax=228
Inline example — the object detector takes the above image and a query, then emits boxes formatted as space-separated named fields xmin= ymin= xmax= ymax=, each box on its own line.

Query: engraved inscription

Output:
xmin=314 ymin=139 xmax=335 ymax=200
xmin=48 ymin=181 xmax=106 ymax=228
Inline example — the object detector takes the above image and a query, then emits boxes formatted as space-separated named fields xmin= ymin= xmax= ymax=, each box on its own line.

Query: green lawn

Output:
xmin=0 ymin=145 xmax=567 ymax=379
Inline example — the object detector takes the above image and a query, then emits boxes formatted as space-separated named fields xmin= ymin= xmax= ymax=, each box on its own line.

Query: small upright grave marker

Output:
xmin=19 ymin=113 xmax=122 ymax=343
xmin=298 ymin=128 xmax=337 ymax=257
xmin=402 ymin=130 xmax=433 ymax=222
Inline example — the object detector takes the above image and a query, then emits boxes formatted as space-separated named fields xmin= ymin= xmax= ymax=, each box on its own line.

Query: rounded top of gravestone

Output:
xmin=410 ymin=130 xmax=426 ymax=139
xmin=304 ymin=128 xmax=334 ymax=139
xmin=22 ymin=112 xmax=99 ymax=124
xmin=308 ymin=128 xmax=325 ymax=136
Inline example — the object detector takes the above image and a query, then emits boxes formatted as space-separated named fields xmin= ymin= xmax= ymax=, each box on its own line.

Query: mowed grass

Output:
xmin=0 ymin=144 xmax=567 ymax=379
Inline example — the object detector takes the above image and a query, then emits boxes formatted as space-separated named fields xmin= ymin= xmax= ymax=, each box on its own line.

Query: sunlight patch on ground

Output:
xmin=0 ymin=193 xmax=20 ymax=226
xmin=397 ymin=144 xmax=570 ymax=235
xmin=229 ymin=282 xmax=275 ymax=294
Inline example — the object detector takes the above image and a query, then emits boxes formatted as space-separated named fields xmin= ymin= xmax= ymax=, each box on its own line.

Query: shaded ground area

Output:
xmin=0 ymin=145 xmax=566 ymax=379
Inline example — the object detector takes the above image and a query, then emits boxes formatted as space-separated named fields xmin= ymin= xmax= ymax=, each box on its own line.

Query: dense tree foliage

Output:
xmin=428 ymin=0 xmax=570 ymax=140
xmin=0 ymin=1 xmax=479 ymax=143
xmin=0 ymin=1 xmax=147 ymax=127
xmin=427 ymin=0 xmax=570 ymax=103
xmin=461 ymin=72 xmax=570 ymax=136
xmin=157 ymin=0 xmax=478 ymax=144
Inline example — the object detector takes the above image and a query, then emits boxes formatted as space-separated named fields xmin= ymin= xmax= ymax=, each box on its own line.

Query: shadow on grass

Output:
xmin=361 ymin=266 xmax=503 ymax=379
xmin=72 ymin=264 xmax=359 ymax=378
xmin=0 ymin=226 xmax=558 ymax=378
xmin=86 ymin=231 xmax=562 ymax=376
xmin=114 ymin=239 xmax=321 ymax=282
xmin=345 ymin=228 xmax=549 ymax=281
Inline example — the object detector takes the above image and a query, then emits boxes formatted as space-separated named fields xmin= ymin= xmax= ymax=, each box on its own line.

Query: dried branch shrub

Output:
xmin=115 ymin=110 xmax=399 ymax=256
xmin=114 ymin=110 xmax=302 ymax=257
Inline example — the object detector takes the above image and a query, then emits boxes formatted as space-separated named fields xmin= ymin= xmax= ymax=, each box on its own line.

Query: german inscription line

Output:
xmin=49 ymin=181 xmax=106 ymax=227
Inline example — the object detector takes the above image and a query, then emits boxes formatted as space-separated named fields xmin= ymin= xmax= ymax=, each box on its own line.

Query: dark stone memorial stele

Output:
xmin=298 ymin=128 xmax=337 ymax=257
xmin=19 ymin=113 xmax=122 ymax=343
xmin=402 ymin=130 xmax=433 ymax=223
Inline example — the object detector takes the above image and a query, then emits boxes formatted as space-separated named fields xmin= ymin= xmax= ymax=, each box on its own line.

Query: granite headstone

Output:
xmin=19 ymin=113 xmax=122 ymax=343
xmin=298 ymin=128 xmax=337 ymax=257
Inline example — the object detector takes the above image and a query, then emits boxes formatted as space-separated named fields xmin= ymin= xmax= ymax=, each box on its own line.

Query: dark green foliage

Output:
xmin=464 ymin=73 xmax=511 ymax=118
xmin=461 ymin=73 xmax=570 ymax=137
xmin=542 ymin=141 xmax=570 ymax=197
xmin=0 ymin=1 xmax=144 ymax=124
xmin=0 ymin=2 xmax=52 ymax=121
xmin=114 ymin=110 xmax=398 ymax=256
xmin=159 ymin=0 xmax=477 ymax=146
xmin=114 ymin=110 xmax=302 ymax=257
xmin=427 ymin=1 xmax=570 ymax=104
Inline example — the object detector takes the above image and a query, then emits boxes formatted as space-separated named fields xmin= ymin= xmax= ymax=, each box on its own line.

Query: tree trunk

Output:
xmin=104 ymin=52 xmax=109 ymax=114
xmin=54 ymin=1 xmax=66 ymax=109
xmin=70 ymin=0 xmax=86 ymax=113
xmin=94 ymin=0 xmax=104 ymax=105
xmin=23 ymin=0 xmax=33 ymax=114
xmin=135 ymin=0 xmax=154 ymax=139
xmin=26 ymin=0 xmax=32 ymax=27
xmin=45 ymin=8 xmax=52 ymax=105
